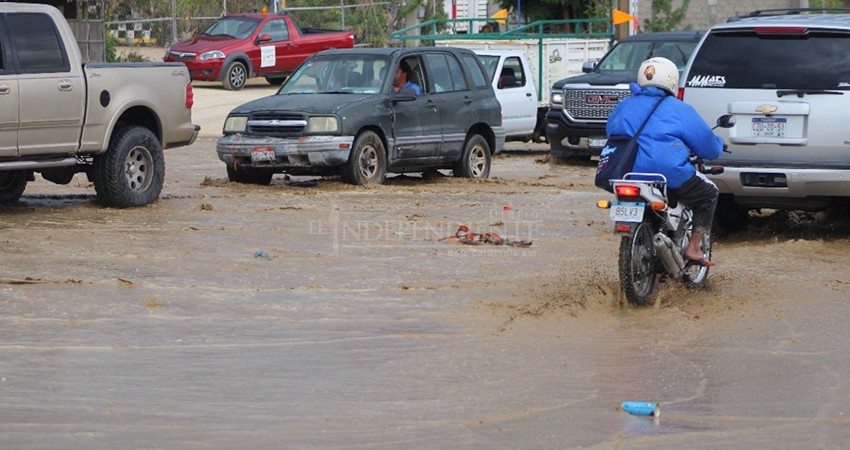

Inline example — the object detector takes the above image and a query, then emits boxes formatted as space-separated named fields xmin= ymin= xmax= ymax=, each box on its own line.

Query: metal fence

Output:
xmin=106 ymin=0 xmax=394 ymax=49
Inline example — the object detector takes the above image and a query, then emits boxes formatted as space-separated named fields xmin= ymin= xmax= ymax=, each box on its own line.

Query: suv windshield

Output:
xmin=597 ymin=40 xmax=697 ymax=73
xmin=279 ymin=55 xmax=391 ymax=94
xmin=201 ymin=17 xmax=261 ymax=39
xmin=688 ymin=30 xmax=850 ymax=90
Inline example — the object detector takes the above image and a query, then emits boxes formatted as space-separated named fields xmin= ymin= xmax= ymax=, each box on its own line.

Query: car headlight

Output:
xmin=307 ymin=116 xmax=339 ymax=133
xmin=550 ymin=91 xmax=563 ymax=105
xmin=199 ymin=50 xmax=226 ymax=61
xmin=223 ymin=116 xmax=248 ymax=133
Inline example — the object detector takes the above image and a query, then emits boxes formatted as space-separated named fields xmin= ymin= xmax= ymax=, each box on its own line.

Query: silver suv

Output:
xmin=681 ymin=9 xmax=850 ymax=228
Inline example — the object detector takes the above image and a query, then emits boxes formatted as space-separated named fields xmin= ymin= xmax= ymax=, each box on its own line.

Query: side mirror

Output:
xmin=716 ymin=114 xmax=736 ymax=128
xmin=389 ymin=89 xmax=416 ymax=103
xmin=257 ymin=34 xmax=272 ymax=44
xmin=581 ymin=61 xmax=597 ymax=73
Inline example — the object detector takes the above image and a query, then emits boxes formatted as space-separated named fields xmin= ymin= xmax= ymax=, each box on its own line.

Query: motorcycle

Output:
xmin=597 ymin=115 xmax=735 ymax=306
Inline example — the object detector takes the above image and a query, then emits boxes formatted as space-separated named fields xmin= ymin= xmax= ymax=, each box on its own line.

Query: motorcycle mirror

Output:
xmin=716 ymin=114 xmax=736 ymax=128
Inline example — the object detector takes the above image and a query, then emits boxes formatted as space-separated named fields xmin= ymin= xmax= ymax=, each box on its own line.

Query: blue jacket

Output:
xmin=606 ymin=84 xmax=723 ymax=189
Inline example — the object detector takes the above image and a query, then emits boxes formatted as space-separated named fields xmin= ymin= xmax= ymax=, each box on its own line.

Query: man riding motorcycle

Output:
xmin=605 ymin=57 xmax=724 ymax=266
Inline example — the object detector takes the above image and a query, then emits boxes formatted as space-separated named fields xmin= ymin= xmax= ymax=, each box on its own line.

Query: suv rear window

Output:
xmin=688 ymin=30 xmax=850 ymax=90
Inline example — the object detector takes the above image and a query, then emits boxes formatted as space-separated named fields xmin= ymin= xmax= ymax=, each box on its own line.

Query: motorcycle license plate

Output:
xmin=610 ymin=202 xmax=644 ymax=222
xmin=251 ymin=147 xmax=276 ymax=162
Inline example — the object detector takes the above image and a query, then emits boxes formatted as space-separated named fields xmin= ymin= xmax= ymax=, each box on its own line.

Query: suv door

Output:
xmin=424 ymin=52 xmax=476 ymax=162
xmin=388 ymin=55 xmax=441 ymax=164
xmin=7 ymin=11 xmax=84 ymax=156
xmin=0 ymin=16 xmax=19 ymax=157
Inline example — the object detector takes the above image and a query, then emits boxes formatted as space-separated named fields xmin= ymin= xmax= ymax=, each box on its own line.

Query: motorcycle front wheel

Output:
xmin=619 ymin=222 xmax=657 ymax=306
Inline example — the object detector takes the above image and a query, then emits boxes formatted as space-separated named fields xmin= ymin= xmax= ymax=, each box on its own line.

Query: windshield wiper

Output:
xmin=776 ymin=89 xmax=844 ymax=98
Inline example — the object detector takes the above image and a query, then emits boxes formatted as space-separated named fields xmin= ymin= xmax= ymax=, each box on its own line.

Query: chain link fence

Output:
xmin=106 ymin=0 xmax=397 ymax=51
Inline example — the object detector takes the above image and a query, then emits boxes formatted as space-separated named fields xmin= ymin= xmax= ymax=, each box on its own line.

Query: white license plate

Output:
xmin=752 ymin=118 xmax=786 ymax=138
xmin=610 ymin=201 xmax=645 ymax=222
xmin=588 ymin=137 xmax=607 ymax=148
xmin=250 ymin=147 xmax=276 ymax=162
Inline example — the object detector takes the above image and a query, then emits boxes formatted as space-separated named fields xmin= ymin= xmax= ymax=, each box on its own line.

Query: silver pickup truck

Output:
xmin=0 ymin=2 xmax=199 ymax=207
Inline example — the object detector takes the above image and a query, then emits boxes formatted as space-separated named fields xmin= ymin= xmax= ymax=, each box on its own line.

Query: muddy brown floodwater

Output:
xmin=3 ymin=81 xmax=850 ymax=448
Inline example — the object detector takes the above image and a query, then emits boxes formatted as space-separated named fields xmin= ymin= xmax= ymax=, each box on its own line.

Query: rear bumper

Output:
xmin=709 ymin=166 xmax=850 ymax=202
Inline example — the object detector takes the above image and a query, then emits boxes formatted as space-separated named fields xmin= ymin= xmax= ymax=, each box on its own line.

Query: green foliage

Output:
xmin=643 ymin=0 xmax=690 ymax=32
xmin=495 ymin=0 xmax=600 ymax=22
xmin=105 ymin=26 xmax=151 ymax=62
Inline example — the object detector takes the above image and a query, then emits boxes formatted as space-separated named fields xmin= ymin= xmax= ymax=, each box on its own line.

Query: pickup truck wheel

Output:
xmin=265 ymin=76 xmax=287 ymax=85
xmin=223 ymin=61 xmax=248 ymax=91
xmin=453 ymin=134 xmax=491 ymax=179
xmin=0 ymin=170 xmax=27 ymax=204
xmin=341 ymin=131 xmax=386 ymax=185
xmin=93 ymin=126 xmax=164 ymax=208
xmin=226 ymin=166 xmax=273 ymax=185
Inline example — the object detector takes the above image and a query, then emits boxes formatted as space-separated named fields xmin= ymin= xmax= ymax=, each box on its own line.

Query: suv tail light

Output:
xmin=185 ymin=82 xmax=194 ymax=109
xmin=677 ymin=87 xmax=685 ymax=101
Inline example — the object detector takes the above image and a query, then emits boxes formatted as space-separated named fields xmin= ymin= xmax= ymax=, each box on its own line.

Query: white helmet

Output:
xmin=637 ymin=57 xmax=679 ymax=95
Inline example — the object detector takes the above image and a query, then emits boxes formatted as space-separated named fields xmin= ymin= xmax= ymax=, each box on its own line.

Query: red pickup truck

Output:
xmin=164 ymin=11 xmax=354 ymax=90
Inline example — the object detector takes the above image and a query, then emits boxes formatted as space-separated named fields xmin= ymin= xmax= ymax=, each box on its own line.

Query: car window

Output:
xmin=202 ymin=17 xmax=260 ymax=39
xmin=425 ymin=53 xmax=467 ymax=93
xmin=402 ymin=56 xmax=428 ymax=94
xmin=597 ymin=40 xmax=696 ymax=73
xmin=500 ymin=56 xmax=525 ymax=88
xmin=280 ymin=54 xmax=389 ymax=94
xmin=477 ymin=55 xmax=499 ymax=80
xmin=260 ymin=19 xmax=289 ymax=42
xmin=6 ymin=12 xmax=69 ymax=73
xmin=462 ymin=54 xmax=488 ymax=88
xmin=688 ymin=30 xmax=850 ymax=90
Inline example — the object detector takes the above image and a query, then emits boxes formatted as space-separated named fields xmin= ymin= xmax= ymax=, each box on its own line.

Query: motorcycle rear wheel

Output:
xmin=682 ymin=232 xmax=712 ymax=287
xmin=619 ymin=222 xmax=657 ymax=306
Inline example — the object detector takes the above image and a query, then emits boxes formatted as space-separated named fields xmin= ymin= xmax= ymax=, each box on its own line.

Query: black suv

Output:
xmin=217 ymin=47 xmax=505 ymax=185
xmin=545 ymin=31 xmax=703 ymax=159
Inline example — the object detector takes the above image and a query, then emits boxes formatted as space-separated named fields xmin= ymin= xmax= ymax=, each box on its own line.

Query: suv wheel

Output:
xmin=453 ymin=134 xmax=491 ymax=179
xmin=341 ymin=131 xmax=386 ymax=185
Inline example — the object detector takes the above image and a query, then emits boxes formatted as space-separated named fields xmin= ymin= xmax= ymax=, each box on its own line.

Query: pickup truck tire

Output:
xmin=0 ymin=170 xmax=27 ymax=204
xmin=341 ymin=131 xmax=386 ymax=185
xmin=223 ymin=61 xmax=248 ymax=91
xmin=265 ymin=76 xmax=287 ymax=85
xmin=226 ymin=166 xmax=273 ymax=185
xmin=453 ymin=134 xmax=491 ymax=179
xmin=93 ymin=126 xmax=164 ymax=208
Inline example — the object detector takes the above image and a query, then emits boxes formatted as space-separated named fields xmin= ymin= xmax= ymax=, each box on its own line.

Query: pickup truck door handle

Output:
xmin=57 ymin=80 xmax=74 ymax=91
xmin=0 ymin=84 xmax=9 ymax=95
xmin=526 ymin=93 xmax=533 ymax=97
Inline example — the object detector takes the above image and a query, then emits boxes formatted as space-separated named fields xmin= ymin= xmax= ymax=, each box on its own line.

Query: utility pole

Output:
xmin=616 ymin=0 xmax=630 ymax=41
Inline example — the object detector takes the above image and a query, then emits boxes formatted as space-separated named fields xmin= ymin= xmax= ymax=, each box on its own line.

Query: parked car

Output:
xmin=0 ymin=2 xmax=199 ymax=207
xmin=681 ymin=9 xmax=850 ymax=230
xmin=216 ymin=47 xmax=505 ymax=185
xmin=545 ymin=30 xmax=704 ymax=159
xmin=164 ymin=11 xmax=353 ymax=90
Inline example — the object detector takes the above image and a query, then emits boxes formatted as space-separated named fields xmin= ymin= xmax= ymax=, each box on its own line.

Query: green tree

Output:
xmin=642 ymin=0 xmax=690 ymax=32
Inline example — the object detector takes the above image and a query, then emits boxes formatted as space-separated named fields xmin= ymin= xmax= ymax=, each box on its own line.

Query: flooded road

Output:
xmin=3 ymin=88 xmax=850 ymax=447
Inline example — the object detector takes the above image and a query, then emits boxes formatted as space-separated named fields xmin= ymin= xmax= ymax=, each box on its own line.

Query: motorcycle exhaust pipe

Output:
xmin=653 ymin=232 xmax=685 ymax=278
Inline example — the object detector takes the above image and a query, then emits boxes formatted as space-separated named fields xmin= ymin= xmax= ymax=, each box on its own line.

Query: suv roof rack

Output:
xmin=729 ymin=8 xmax=850 ymax=21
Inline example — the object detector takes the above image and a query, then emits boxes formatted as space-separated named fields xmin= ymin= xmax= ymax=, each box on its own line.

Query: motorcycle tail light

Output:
xmin=615 ymin=185 xmax=641 ymax=197
xmin=650 ymin=201 xmax=666 ymax=211
xmin=615 ymin=224 xmax=632 ymax=233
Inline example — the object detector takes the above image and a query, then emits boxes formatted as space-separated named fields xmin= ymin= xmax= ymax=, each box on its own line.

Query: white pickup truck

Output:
xmin=0 ymin=2 xmax=199 ymax=207
xmin=474 ymin=50 xmax=540 ymax=142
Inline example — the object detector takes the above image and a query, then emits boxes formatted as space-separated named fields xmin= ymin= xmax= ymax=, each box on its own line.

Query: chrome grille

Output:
xmin=564 ymin=89 xmax=632 ymax=121
xmin=247 ymin=113 xmax=307 ymax=137
xmin=168 ymin=51 xmax=196 ymax=60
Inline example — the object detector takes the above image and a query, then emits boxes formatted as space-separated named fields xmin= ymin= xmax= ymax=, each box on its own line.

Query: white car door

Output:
xmin=493 ymin=55 xmax=537 ymax=138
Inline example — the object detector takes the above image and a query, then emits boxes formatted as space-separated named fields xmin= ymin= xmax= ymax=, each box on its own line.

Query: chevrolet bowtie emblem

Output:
xmin=755 ymin=104 xmax=778 ymax=115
